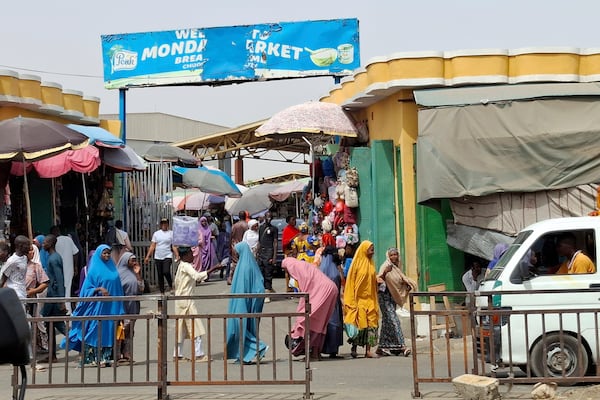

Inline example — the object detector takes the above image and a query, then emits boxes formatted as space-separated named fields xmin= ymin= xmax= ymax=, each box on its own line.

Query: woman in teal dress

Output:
xmin=226 ymin=241 xmax=268 ymax=363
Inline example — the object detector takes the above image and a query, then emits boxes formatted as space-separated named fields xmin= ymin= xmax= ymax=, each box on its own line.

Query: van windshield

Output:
xmin=485 ymin=230 xmax=532 ymax=280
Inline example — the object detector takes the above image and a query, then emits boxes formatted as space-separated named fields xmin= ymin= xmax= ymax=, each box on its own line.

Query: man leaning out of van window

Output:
xmin=555 ymin=233 xmax=596 ymax=274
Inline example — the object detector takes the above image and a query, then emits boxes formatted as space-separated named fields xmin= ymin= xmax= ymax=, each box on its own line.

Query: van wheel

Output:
xmin=530 ymin=334 xmax=588 ymax=382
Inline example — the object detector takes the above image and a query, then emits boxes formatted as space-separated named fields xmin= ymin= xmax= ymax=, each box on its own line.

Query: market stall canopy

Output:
xmin=268 ymin=178 xmax=310 ymax=202
xmin=67 ymin=124 xmax=124 ymax=148
xmin=255 ymin=101 xmax=359 ymax=139
xmin=226 ymin=183 xmax=280 ymax=217
xmin=103 ymin=145 xmax=147 ymax=171
xmin=415 ymin=84 xmax=600 ymax=204
xmin=176 ymin=190 xmax=225 ymax=211
xmin=10 ymin=145 xmax=100 ymax=178
xmin=0 ymin=116 xmax=90 ymax=238
xmin=144 ymin=144 xmax=198 ymax=165
xmin=172 ymin=165 xmax=241 ymax=197
xmin=0 ymin=116 xmax=89 ymax=161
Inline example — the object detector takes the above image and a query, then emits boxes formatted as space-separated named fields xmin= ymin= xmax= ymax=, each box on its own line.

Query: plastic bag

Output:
xmin=172 ymin=215 xmax=199 ymax=246
xmin=344 ymin=323 xmax=359 ymax=339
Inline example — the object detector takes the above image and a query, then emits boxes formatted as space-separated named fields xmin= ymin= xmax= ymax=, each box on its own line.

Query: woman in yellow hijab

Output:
xmin=343 ymin=240 xmax=379 ymax=358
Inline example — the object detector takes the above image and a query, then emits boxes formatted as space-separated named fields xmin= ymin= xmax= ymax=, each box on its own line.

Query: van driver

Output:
xmin=555 ymin=233 xmax=596 ymax=274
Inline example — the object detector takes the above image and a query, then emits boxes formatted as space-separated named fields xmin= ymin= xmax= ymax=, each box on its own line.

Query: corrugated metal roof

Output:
xmin=100 ymin=112 xmax=228 ymax=142
xmin=414 ymin=82 xmax=600 ymax=107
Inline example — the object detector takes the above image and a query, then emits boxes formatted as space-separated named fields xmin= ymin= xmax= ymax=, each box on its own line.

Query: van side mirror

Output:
xmin=0 ymin=288 xmax=31 ymax=366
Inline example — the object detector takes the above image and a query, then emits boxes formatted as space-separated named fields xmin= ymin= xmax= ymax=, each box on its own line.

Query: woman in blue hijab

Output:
xmin=226 ymin=241 xmax=269 ymax=363
xmin=63 ymin=244 xmax=124 ymax=367
xmin=319 ymin=246 xmax=344 ymax=358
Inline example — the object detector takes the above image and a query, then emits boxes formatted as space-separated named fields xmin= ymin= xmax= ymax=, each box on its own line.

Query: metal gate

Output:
xmin=126 ymin=162 xmax=174 ymax=289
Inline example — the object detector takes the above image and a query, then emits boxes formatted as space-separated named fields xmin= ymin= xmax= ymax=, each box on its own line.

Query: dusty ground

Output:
xmin=558 ymin=384 xmax=600 ymax=399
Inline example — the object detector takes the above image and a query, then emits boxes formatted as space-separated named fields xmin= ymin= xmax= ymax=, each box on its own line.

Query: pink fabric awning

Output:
xmin=10 ymin=145 xmax=100 ymax=178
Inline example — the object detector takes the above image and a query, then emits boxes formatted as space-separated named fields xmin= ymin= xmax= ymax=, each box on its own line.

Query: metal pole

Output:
xmin=301 ymin=137 xmax=314 ymax=231
xmin=119 ymin=88 xmax=128 ymax=227
xmin=303 ymin=293 xmax=313 ymax=400
xmin=157 ymin=295 xmax=169 ymax=400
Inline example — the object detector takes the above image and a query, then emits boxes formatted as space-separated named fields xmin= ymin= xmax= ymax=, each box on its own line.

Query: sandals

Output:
xmin=350 ymin=345 xmax=358 ymax=359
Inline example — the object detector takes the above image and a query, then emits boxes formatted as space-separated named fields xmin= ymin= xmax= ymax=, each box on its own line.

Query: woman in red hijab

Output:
xmin=281 ymin=216 xmax=300 ymax=292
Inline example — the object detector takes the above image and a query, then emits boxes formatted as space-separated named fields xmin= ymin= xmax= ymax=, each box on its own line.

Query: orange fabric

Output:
xmin=343 ymin=241 xmax=379 ymax=329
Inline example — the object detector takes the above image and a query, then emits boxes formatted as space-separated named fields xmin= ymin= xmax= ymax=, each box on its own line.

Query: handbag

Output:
xmin=344 ymin=186 xmax=359 ymax=208
xmin=346 ymin=167 xmax=359 ymax=188
xmin=116 ymin=321 xmax=125 ymax=341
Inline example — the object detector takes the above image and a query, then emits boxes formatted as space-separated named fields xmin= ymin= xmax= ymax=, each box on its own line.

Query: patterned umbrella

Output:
xmin=0 ymin=116 xmax=89 ymax=238
xmin=177 ymin=191 xmax=225 ymax=211
xmin=255 ymin=101 xmax=358 ymax=138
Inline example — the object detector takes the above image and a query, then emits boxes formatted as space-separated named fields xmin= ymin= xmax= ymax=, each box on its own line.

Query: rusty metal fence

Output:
xmin=16 ymin=292 xmax=312 ymax=400
xmin=409 ymin=288 xmax=600 ymax=398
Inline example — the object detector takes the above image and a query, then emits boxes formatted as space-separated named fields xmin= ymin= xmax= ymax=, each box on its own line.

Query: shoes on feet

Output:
xmin=195 ymin=355 xmax=210 ymax=362
xmin=264 ymin=297 xmax=271 ymax=303
xmin=350 ymin=346 xmax=358 ymax=359
xmin=376 ymin=348 xmax=393 ymax=357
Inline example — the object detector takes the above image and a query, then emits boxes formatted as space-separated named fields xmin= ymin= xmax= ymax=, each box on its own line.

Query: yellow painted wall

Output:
xmin=325 ymin=48 xmax=600 ymax=282
xmin=0 ymin=106 xmax=72 ymax=124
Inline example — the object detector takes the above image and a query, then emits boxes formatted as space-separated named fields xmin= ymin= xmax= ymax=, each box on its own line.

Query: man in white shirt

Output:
xmin=50 ymin=226 xmax=79 ymax=313
xmin=0 ymin=236 xmax=30 ymax=300
xmin=462 ymin=259 xmax=484 ymax=306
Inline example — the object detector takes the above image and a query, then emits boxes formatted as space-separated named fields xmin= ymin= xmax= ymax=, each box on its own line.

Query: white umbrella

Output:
xmin=226 ymin=183 xmax=280 ymax=217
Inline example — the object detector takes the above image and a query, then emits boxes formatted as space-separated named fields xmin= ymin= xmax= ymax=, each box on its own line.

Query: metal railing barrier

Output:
xmin=15 ymin=292 xmax=312 ymax=400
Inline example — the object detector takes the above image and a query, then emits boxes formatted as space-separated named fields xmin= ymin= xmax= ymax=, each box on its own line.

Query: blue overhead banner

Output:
xmin=101 ymin=18 xmax=360 ymax=89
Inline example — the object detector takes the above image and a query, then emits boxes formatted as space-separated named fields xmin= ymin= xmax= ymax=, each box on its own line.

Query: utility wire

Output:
xmin=0 ymin=65 xmax=102 ymax=79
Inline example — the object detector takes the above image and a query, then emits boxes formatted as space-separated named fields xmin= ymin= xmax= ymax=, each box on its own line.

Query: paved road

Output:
xmin=1 ymin=276 xmax=538 ymax=400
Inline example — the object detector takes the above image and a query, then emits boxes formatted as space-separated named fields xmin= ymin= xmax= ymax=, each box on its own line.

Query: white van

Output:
xmin=477 ymin=216 xmax=600 ymax=379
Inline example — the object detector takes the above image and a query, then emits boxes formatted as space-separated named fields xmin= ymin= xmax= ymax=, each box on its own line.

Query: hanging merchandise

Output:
xmin=335 ymin=234 xmax=347 ymax=249
xmin=333 ymin=149 xmax=350 ymax=173
xmin=344 ymin=186 xmax=359 ymax=208
xmin=346 ymin=167 xmax=359 ymax=188
xmin=323 ymin=199 xmax=333 ymax=215
xmin=333 ymin=199 xmax=346 ymax=231
xmin=309 ymin=158 xmax=323 ymax=180
xmin=343 ymin=203 xmax=357 ymax=225
xmin=328 ymin=185 xmax=338 ymax=202
xmin=314 ymin=195 xmax=324 ymax=209
xmin=321 ymin=156 xmax=335 ymax=178
xmin=321 ymin=218 xmax=332 ymax=233
xmin=335 ymin=180 xmax=347 ymax=200
xmin=97 ymin=186 xmax=114 ymax=219
xmin=344 ymin=224 xmax=360 ymax=245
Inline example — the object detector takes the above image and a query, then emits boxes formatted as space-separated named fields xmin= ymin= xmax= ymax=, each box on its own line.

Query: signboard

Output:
xmin=101 ymin=18 xmax=360 ymax=89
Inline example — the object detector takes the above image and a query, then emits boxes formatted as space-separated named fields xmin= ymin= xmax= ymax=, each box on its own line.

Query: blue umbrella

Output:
xmin=172 ymin=165 xmax=242 ymax=197
xmin=67 ymin=124 xmax=124 ymax=147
